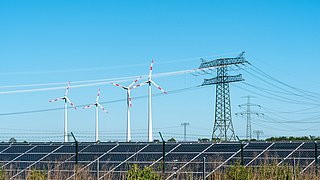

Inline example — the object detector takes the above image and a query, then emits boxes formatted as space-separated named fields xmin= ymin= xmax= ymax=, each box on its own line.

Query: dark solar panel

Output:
xmin=245 ymin=142 xmax=272 ymax=150
xmin=15 ymin=153 xmax=46 ymax=161
xmin=100 ymin=153 xmax=133 ymax=162
xmin=299 ymin=142 xmax=314 ymax=149
xmin=0 ymin=146 xmax=9 ymax=152
xmin=42 ymin=153 xmax=73 ymax=161
xmin=234 ymin=150 xmax=262 ymax=158
xmin=165 ymin=153 xmax=198 ymax=161
xmin=205 ymin=143 xmax=240 ymax=152
xmin=0 ymin=143 xmax=11 ymax=146
xmin=29 ymin=145 xmax=60 ymax=153
xmin=54 ymin=145 xmax=87 ymax=153
xmin=1 ymin=141 xmax=319 ymax=179
xmin=141 ymin=143 xmax=177 ymax=152
xmin=0 ymin=153 xmax=20 ymax=161
xmin=128 ymin=153 xmax=162 ymax=162
xmin=3 ymin=145 xmax=33 ymax=153
xmin=172 ymin=143 xmax=210 ymax=152
xmin=261 ymin=150 xmax=292 ymax=158
xmin=75 ymin=153 xmax=103 ymax=162
xmin=81 ymin=144 xmax=116 ymax=153
xmin=292 ymin=150 xmax=315 ymax=157
xmin=200 ymin=153 xmax=233 ymax=162
xmin=111 ymin=144 xmax=146 ymax=152
xmin=270 ymin=142 xmax=301 ymax=149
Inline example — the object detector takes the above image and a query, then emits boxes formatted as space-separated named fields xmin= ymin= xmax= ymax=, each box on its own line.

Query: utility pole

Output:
xmin=235 ymin=96 xmax=263 ymax=141
xmin=253 ymin=130 xmax=264 ymax=141
xmin=181 ymin=123 xmax=190 ymax=141
xmin=200 ymin=52 xmax=249 ymax=142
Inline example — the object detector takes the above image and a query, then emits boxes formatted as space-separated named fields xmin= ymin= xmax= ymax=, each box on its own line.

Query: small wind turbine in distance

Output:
xmin=49 ymin=81 xmax=77 ymax=143
xmin=83 ymin=88 xmax=108 ymax=142
xmin=111 ymin=76 xmax=142 ymax=142
xmin=131 ymin=59 xmax=167 ymax=142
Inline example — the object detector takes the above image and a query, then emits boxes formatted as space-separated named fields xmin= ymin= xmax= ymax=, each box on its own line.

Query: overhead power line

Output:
xmin=250 ymin=64 xmax=320 ymax=98
xmin=242 ymin=82 xmax=320 ymax=105
xmin=0 ymin=66 xmax=216 ymax=94
xmin=0 ymin=52 xmax=240 ymax=76
xmin=261 ymin=106 xmax=320 ymax=114
xmin=240 ymin=66 xmax=320 ymax=103
xmin=232 ymin=84 xmax=320 ymax=106
xmin=251 ymin=120 xmax=320 ymax=132
xmin=0 ymin=85 xmax=204 ymax=116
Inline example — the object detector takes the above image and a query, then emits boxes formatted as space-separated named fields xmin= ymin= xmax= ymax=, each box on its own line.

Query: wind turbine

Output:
xmin=111 ymin=76 xmax=142 ymax=142
xmin=49 ymin=81 xmax=77 ymax=142
xmin=131 ymin=60 xmax=167 ymax=142
xmin=83 ymin=89 xmax=108 ymax=142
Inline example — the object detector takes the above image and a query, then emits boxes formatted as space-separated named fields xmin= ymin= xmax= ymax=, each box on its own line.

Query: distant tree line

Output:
xmin=200 ymin=136 xmax=320 ymax=142
xmin=265 ymin=136 xmax=320 ymax=141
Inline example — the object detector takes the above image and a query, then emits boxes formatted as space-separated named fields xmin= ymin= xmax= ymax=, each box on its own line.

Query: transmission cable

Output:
xmin=0 ymin=85 xmax=204 ymax=116
xmin=242 ymin=82 xmax=320 ymax=105
xmin=250 ymin=64 xmax=320 ymax=99
xmin=232 ymin=84 xmax=320 ymax=106
xmin=240 ymin=66 xmax=320 ymax=103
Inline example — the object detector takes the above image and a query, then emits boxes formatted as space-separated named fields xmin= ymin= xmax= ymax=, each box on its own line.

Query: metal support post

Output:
xmin=70 ymin=132 xmax=78 ymax=179
xmin=159 ymin=132 xmax=165 ymax=180
xmin=293 ymin=157 xmax=296 ymax=180
xmin=236 ymin=136 xmax=244 ymax=166
xmin=315 ymin=141 xmax=318 ymax=176
xmin=97 ymin=158 xmax=100 ymax=179
xmin=203 ymin=156 xmax=206 ymax=180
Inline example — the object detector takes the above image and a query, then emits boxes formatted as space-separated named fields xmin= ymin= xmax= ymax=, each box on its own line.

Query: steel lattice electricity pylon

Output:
xmin=200 ymin=52 xmax=249 ymax=142
xmin=236 ymin=96 xmax=264 ymax=141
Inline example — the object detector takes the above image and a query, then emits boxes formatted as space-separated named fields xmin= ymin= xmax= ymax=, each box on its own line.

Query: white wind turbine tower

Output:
xmin=49 ymin=81 xmax=77 ymax=142
xmin=131 ymin=60 xmax=167 ymax=142
xmin=83 ymin=89 xmax=108 ymax=142
xmin=111 ymin=76 xmax=142 ymax=142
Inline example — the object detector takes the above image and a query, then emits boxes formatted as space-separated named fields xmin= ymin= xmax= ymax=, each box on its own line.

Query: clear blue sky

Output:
xmin=0 ymin=0 xmax=320 ymax=142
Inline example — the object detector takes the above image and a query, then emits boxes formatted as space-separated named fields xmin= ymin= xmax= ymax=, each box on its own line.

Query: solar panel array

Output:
xmin=0 ymin=141 xmax=319 ymax=179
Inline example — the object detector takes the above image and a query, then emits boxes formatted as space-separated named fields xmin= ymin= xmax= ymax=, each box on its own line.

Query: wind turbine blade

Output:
xmin=130 ymin=81 xmax=148 ymax=90
xmin=149 ymin=59 xmax=154 ymax=80
xmin=83 ymin=104 xmax=94 ymax=109
xmin=110 ymin=82 xmax=126 ymax=89
xmin=151 ymin=80 xmax=167 ymax=94
xmin=96 ymin=88 xmax=101 ymax=102
xmin=65 ymin=81 xmax=71 ymax=96
xmin=128 ymin=76 xmax=142 ymax=88
xmin=97 ymin=103 xmax=108 ymax=113
xmin=49 ymin=97 xmax=64 ymax=102
xmin=65 ymin=97 xmax=77 ymax=110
